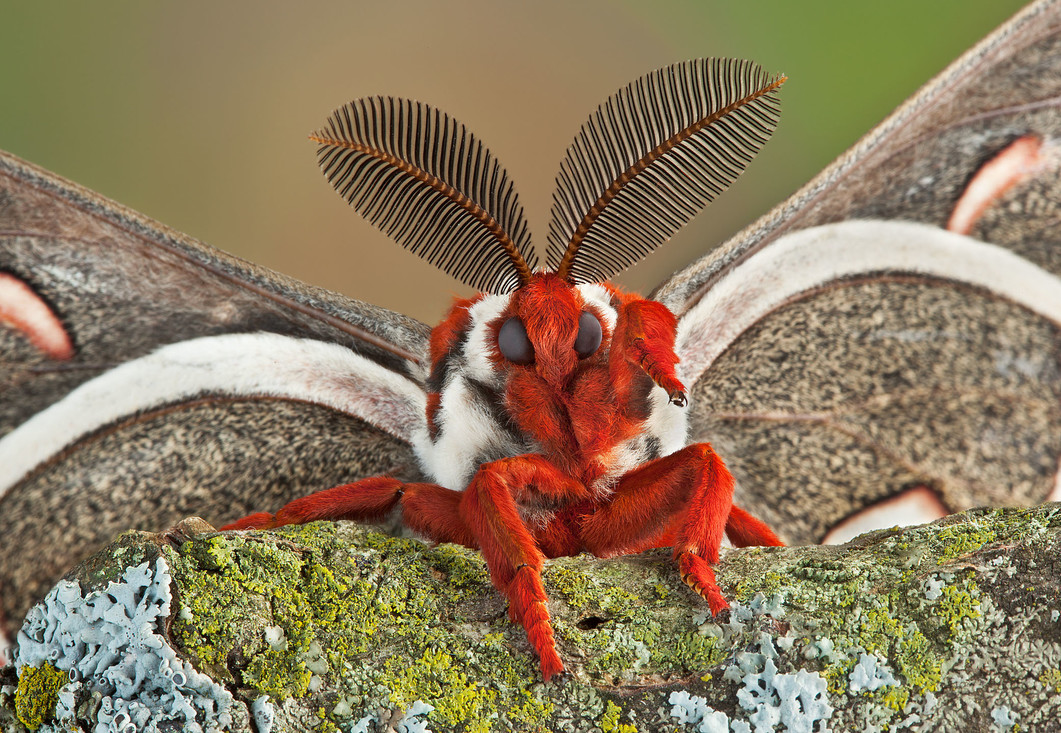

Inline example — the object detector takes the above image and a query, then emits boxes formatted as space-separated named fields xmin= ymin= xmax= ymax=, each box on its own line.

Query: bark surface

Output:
xmin=2 ymin=504 xmax=1060 ymax=732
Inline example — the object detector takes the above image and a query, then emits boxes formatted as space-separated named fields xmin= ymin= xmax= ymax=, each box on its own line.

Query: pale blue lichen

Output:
xmin=672 ymin=626 xmax=832 ymax=733
xmin=735 ymin=657 xmax=832 ymax=733
xmin=14 ymin=558 xmax=234 ymax=732
xmin=251 ymin=695 xmax=274 ymax=733
xmin=668 ymin=690 xmax=731 ymax=733
xmin=349 ymin=700 xmax=436 ymax=733
xmin=923 ymin=577 xmax=945 ymax=601
xmin=990 ymin=705 xmax=1018 ymax=729
xmin=848 ymin=653 xmax=898 ymax=693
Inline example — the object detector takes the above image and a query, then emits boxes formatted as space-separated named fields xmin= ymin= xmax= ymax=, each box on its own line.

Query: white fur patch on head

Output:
xmin=461 ymin=293 xmax=510 ymax=386
xmin=576 ymin=283 xmax=619 ymax=332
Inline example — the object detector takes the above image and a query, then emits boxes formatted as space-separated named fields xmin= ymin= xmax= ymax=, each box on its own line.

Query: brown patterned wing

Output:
xmin=659 ymin=0 xmax=1061 ymax=544
xmin=0 ymin=149 xmax=430 ymax=636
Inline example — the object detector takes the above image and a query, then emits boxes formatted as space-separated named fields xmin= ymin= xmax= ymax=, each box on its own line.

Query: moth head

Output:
xmin=491 ymin=273 xmax=609 ymax=389
xmin=311 ymin=59 xmax=785 ymax=303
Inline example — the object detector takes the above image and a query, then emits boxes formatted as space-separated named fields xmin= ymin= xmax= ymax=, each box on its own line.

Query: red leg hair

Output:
xmin=221 ymin=478 xmax=478 ymax=548
xmin=581 ymin=443 xmax=778 ymax=615
xmin=458 ymin=454 xmax=588 ymax=680
xmin=726 ymin=505 xmax=783 ymax=548
xmin=581 ymin=444 xmax=729 ymax=557
xmin=221 ymin=476 xmax=406 ymax=530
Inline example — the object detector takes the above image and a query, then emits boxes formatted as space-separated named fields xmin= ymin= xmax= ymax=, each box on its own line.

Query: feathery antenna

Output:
xmin=548 ymin=59 xmax=785 ymax=284
xmin=312 ymin=97 xmax=536 ymax=294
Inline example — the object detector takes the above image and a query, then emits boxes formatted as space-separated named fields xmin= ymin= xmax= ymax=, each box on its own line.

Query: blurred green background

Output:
xmin=0 ymin=1 xmax=1027 ymax=323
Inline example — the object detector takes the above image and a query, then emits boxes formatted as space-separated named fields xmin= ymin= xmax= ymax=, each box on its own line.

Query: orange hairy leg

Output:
xmin=581 ymin=443 xmax=780 ymax=614
xmin=726 ymin=505 xmax=783 ymax=548
xmin=613 ymin=297 xmax=686 ymax=405
xmin=220 ymin=477 xmax=477 ymax=548
xmin=458 ymin=454 xmax=590 ymax=681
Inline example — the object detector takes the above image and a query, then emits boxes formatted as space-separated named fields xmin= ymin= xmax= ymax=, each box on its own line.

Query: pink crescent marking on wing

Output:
xmin=946 ymin=134 xmax=1049 ymax=235
xmin=822 ymin=485 xmax=949 ymax=546
xmin=0 ymin=272 xmax=74 ymax=360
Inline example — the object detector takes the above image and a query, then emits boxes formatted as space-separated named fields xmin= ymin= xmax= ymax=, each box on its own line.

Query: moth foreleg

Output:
xmin=458 ymin=454 xmax=587 ymax=681
xmin=581 ymin=443 xmax=748 ymax=615
xmin=613 ymin=297 xmax=685 ymax=405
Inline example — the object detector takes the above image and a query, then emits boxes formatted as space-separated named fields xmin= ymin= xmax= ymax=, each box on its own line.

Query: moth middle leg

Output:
xmin=220 ymin=477 xmax=476 ymax=548
xmin=458 ymin=454 xmax=588 ymax=681
xmin=581 ymin=443 xmax=781 ymax=615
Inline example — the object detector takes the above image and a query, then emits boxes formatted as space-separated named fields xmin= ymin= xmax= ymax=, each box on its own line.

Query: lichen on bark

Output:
xmin=2 ymin=504 xmax=1060 ymax=732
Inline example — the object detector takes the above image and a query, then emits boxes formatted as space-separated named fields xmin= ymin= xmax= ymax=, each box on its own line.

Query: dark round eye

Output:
xmin=574 ymin=311 xmax=602 ymax=359
xmin=498 ymin=317 xmax=534 ymax=364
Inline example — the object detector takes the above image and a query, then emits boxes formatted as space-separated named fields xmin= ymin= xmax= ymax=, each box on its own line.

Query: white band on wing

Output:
xmin=0 ymin=332 xmax=427 ymax=500
xmin=677 ymin=219 xmax=1061 ymax=385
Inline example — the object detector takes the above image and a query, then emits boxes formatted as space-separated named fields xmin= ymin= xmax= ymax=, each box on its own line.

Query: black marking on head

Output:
xmin=427 ymin=327 xmax=472 ymax=394
xmin=643 ymin=435 xmax=663 ymax=461
xmin=464 ymin=376 xmax=522 ymax=437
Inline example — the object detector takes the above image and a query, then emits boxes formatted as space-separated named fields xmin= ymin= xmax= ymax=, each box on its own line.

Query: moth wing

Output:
xmin=659 ymin=0 xmax=1061 ymax=544
xmin=0 ymin=149 xmax=430 ymax=633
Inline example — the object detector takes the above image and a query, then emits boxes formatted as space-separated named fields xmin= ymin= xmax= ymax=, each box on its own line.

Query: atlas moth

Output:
xmin=222 ymin=58 xmax=787 ymax=679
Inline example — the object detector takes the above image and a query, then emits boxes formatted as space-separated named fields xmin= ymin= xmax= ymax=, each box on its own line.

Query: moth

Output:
xmin=219 ymin=58 xmax=787 ymax=679
xmin=1 ymin=0 xmax=1060 ymax=670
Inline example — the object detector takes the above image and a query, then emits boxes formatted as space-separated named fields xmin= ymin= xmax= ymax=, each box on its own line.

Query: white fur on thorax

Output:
xmin=415 ymin=283 xmax=689 ymax=492
xmin=414 ymin=293 xmax=530 ymax=489
xmin=460 ymin=295 xmax=509 ymax=388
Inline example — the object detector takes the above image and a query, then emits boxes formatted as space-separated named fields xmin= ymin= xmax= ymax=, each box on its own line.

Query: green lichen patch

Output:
xmin=714 ymin=505 xmax=1061 ymax=731
xmin=385 ymin=647 xmax=497 ymax=733
xmin=14 ymin=662 xmax=65 ymax=730
xmin=165 ymin=522 xmax=557 ymax=731
xmin=929 ymin=505 xmax=1058 ymax=566
xmin=599 ymin=699 xmax=637 ymax=732
xmin=424 ymin=542 xmax=491 ymax=594
xmin=934 ymin=522 xmax=999 ymax=565
xmin=161 ymin=521 xmax=745 ymax=729
xmin=159 ymin=506 xmax=1061 ymax=730
xmin=1040 ymin=668 xmax=1061 ymax=693
xmin=543 ymin=552 xmax=726 ymax=681
xmin=935 ymin=576 xmax=983 ymax=636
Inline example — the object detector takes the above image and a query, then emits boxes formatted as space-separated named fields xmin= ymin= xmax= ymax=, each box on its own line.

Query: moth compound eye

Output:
xmin=498 ymin=317 xmax=534 ymax=364
xmin=574 ymin=311 xmax=602 ymax=359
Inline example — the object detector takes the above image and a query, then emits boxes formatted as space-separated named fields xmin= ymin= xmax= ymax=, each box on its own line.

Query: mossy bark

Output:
xmin=2 ymin=504 xmax=1061 ymax=732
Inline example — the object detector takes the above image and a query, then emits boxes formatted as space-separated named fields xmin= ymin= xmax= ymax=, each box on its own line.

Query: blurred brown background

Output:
xmin=1 ymin=1 xmax=1026 ymax=324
